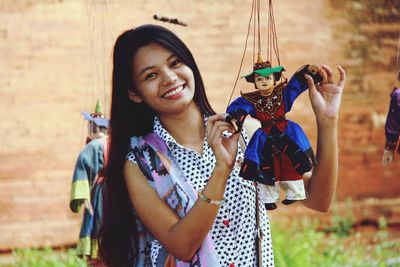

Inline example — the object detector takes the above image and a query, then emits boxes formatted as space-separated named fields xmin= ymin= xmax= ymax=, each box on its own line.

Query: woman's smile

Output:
xmin=162 ymin=83 xmax=186 ymax=99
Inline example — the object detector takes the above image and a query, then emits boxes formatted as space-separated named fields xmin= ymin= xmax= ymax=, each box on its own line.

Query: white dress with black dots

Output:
xmin=126 ymin=116 xmax=274 ymax=267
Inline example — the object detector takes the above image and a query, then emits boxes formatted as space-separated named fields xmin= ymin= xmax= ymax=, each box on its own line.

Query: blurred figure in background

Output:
xmin=382 ymin=76 xmax=400 ymax=165
xmin=70 ymin=99 xmax=109 ymax=266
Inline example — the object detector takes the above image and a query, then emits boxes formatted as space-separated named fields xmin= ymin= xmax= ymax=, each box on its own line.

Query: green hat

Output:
xmin=243 ymin=54 xmax=285 ymax=83
xmin=81 ymin=99 xmax=109 ymax=128
xmin=94 ymin=99 xmax=103 ymax=114
xmin=243 ymin=65 xmax=285 ymax=83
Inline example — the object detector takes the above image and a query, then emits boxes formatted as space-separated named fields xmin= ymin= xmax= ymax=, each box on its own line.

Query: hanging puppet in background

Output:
xmin=226 ymin=55 xmax=323 ymax=210
xmin=382 ymin=72 xmax=400 ymax=166
xmin=70 ymin=99 xmax=109 ymax=266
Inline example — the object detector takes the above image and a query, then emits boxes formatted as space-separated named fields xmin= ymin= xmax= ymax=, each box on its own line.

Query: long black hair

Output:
xmin=99 ymin=24 xmax=215 ymax=266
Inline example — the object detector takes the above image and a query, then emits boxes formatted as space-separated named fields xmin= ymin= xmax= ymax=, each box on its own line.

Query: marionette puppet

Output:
xmin=226 ymin=56 xmax=323 ymax=210
xmin=226 ymin=0 xmax=324 ymax=210
xmin=70 ymin=99 xmax=109 ymax=263
xmin=382 ymin=72 xmax=400 ymax=166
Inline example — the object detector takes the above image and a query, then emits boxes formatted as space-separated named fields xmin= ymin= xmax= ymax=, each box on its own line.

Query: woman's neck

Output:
xmin=158 ymin=102 xmax=205 ymax=153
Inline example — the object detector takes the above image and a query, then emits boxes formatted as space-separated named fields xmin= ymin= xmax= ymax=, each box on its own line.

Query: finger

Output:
xmin=208 ymin=113 xmax=229 ymax=124
xmin=321 ymin=64 xmax=334 ymax=84
xmin=208 ymin=124 xmax=234 ymax=145
xmin=305 ymin=74 xmax=318 ymax=98
xmin=229 ymin=131 xmax=240 ymax=142
xmin=206 ymin=113 xmax=229 ymax=135
xmin=337 ymin=65 xmax=346 ymax=88
xmin=208 ymin=120 xmax=233 ymax=138
xmin=211 ymin=121 xmax=235 ymax=137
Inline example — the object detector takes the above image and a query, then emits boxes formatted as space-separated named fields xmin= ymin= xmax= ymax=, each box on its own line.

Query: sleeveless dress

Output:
xmin=126 ymin=116 xmax=275 ymax=266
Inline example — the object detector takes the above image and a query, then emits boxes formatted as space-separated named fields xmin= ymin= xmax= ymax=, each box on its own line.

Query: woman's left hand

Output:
xmin=305 ymin=65 xmax=346 ymax=122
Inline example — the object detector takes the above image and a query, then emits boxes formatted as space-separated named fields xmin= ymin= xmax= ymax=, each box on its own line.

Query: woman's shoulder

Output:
xmin=126 ymin=149 xmax=137 ymax=164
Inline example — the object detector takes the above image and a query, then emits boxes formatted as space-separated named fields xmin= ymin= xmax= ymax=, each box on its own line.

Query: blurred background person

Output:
xmin=69 ymin=100 xmax=109 ymax=266
xmin=382 ymin=77 xmax=400 ymax=165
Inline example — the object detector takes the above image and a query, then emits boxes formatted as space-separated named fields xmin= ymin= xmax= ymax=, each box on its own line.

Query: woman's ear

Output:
xmin=128 ymin=90 xmax=143 ymax=103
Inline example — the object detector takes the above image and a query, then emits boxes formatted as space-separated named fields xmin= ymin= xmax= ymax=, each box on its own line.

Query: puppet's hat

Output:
xmin=243 ymin=54 xmax=285 ymax=83
xmin=81 ymin=99 xmax=109 ymax=128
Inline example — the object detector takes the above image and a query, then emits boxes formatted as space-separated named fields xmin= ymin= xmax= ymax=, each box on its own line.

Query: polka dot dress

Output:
xmin=127 ymin=116 xmax=274 ymax=266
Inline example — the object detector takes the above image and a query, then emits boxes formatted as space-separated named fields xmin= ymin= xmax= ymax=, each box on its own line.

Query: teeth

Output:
xmin=164 ymin=85 xmax=184 ymax=97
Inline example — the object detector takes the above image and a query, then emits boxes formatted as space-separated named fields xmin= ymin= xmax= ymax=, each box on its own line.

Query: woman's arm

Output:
xmin=301 ymin=65 xmax=346 ymax=212
xmin=124 ymin=114 xmax=239 ymax=261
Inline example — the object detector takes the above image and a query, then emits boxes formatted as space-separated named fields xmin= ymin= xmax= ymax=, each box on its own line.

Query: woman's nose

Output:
xmin=161 ymin=69 xmax=177 ymax=87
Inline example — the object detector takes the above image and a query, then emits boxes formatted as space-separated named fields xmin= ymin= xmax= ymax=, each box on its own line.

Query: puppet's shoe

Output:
xmin=265 ymin=203 xmax=277 ymax=210
xmin=282 ymin=199 xmax=297 ymax=205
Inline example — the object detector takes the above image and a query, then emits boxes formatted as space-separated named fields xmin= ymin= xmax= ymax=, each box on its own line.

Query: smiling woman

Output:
xmin=128 ymin=43 xmax=196 ymax=115
xmin=98 ymin=24 xmax=345 ymax=267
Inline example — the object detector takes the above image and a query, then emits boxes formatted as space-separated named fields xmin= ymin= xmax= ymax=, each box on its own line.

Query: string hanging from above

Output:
xmin=227 ymin=0 xmax=284 ymax=107
xmin=79 ymin=0 xmax=110 ymax=149
xmin=395 ymin=28 xmax=400 ymax=83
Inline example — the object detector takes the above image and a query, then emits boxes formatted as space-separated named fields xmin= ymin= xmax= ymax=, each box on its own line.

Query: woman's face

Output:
xmin=255 ymin=73 xmax=275 ymax=93
xmin=131 ymin=42 xmax=195 ymax=115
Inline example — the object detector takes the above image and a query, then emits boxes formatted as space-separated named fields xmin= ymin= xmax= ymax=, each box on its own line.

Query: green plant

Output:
xmin=11 ymin=247 xmax=86 ymax=267
xmin=271 ymin=217 xmax=400 ymax=267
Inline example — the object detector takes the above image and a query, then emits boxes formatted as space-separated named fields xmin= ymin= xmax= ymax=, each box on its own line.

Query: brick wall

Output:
xmin=0 ymin=0 xmax=399 ymax=250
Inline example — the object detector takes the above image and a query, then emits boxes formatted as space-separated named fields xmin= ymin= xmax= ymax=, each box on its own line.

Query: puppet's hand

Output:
xmin=305 ymin=65 xmax=346 ymax=122
xmin=226 ymin=109 xmax=247 ymax=133
xmin=382 ymin=149 xmax=394 ymax=166
xmin=295 ymin=64 xmax=324 ymax=84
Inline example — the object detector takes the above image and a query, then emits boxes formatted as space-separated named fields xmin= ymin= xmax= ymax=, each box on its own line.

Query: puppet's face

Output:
xmin=87 ymin=121 xmax=99 ymax=140
xmin=254 ymin=73 xmax=275 ymax=93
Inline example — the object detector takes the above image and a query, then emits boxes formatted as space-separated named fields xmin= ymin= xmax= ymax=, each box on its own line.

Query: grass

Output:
xmin=2 ymin=247 xmax=86 ymax=267
xmin=1 ymin=217 xmax=399 ymax=267
xmin=272 ymin=217 xmax=400 ymax=267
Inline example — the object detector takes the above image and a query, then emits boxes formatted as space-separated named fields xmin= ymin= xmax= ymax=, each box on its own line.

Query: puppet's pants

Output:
xmin=259 ymin=180 xmax=306 ymax=204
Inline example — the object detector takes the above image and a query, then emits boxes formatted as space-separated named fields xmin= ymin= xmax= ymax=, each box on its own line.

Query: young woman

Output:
xmin=99 ymin=24 xmax=346 ymax=267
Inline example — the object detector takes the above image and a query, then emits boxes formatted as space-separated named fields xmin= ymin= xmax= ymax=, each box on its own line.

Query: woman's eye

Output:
xmin=145 ymin=72 xmax=157 ymax=80
xmin=170 ymin=59 xmax=181 ymax=67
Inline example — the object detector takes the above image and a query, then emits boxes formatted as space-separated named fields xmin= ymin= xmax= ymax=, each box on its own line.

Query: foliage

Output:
xmin=6 ymin=247 xmax=86 ymax=267
xmin=2 ymin=218 xmax=400 ymax=267
xmin=323 ymin=199 xmax=356 ymax=237
xmin=272 ymin=217 xmax=400 ymax=267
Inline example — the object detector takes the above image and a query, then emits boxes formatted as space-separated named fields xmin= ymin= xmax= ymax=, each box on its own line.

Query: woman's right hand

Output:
xmin=206 ymin=113 xmax=240 ymax=173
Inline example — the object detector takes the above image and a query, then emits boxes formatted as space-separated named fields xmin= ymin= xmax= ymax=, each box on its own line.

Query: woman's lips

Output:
xmin=162 ymin=84 xmax=185 ymax=99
